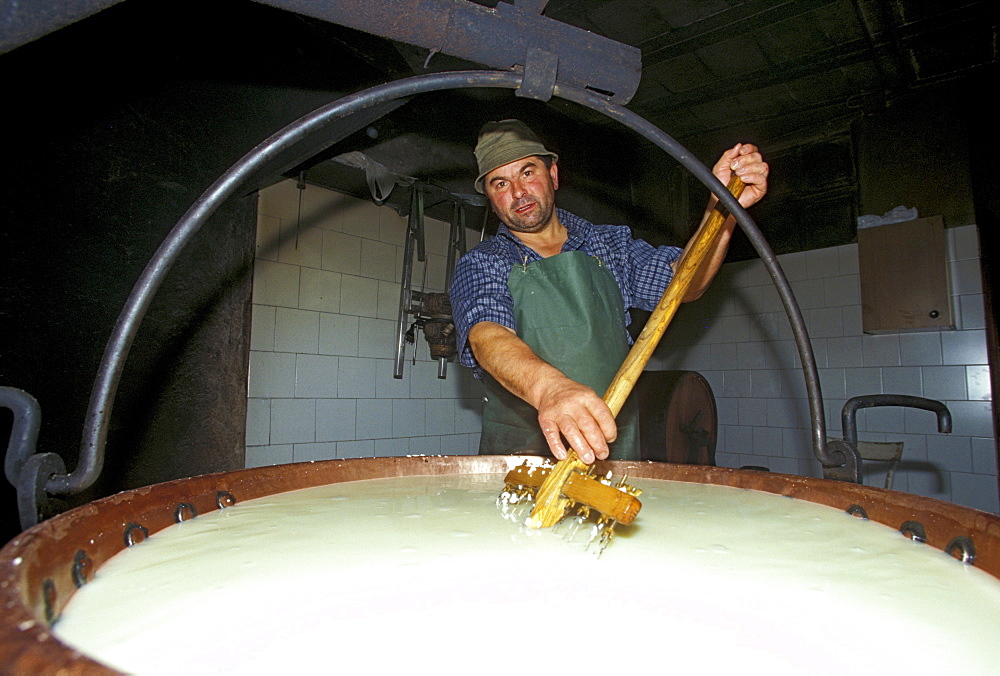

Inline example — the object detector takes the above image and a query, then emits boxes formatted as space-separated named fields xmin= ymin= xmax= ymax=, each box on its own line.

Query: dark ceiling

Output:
xmin=3 ymin=0 xmax=998 ymax=253
xmin=297 ymin=0 xmax=1000 ymax=255
xmin=585 ymin=0 xmax=995 ymax=150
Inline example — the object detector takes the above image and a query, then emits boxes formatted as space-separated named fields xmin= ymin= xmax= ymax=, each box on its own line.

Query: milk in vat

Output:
xmin=53 ymin=474 xmax=1000 ymax=674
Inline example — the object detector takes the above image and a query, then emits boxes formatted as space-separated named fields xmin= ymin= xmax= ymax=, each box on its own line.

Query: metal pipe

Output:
xmin=0 ymin=387 xmax=69 ymax=528
xmin=56 ymin=68 xmax=832 ymax=498
xmin=1 ymin=387 xmax=42 ymax=486
xmin=394 ymin=186 xmax=421 ymax=379
xmin=444 ymin=201 xmax=464 ymax=293
xmin=842 ymin=394 xmax=952 ymax=448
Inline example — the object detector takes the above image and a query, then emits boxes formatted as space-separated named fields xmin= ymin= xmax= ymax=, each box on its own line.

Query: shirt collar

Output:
xmin=496 ymin=209 xmax=592 ymax=258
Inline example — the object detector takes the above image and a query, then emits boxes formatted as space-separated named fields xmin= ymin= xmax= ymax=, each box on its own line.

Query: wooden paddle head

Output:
xmin=498 ymin=456 xmax=642 ymax=555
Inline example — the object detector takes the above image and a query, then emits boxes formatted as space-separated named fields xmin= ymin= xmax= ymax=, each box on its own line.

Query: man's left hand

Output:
xmin=713 ymin=143 xmax=768 ymax=209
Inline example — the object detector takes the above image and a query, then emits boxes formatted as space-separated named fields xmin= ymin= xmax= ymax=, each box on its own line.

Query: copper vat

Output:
xmin=1 ymin=455 xmax=999 ymax=673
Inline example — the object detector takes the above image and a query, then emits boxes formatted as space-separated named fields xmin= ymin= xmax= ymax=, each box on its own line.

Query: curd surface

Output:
xmin=54 ymin=474 xmax=1000 ymax=674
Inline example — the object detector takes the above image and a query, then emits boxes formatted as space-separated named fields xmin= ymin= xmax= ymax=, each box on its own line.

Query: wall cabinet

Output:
xmin=858 ymin=215 xmax=954 ymax=333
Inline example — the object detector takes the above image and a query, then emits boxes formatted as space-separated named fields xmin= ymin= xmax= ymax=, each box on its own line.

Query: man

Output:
xmin=450 ymin=119 xmax=768 ymax=464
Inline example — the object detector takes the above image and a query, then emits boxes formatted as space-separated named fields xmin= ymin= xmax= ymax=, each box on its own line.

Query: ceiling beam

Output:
xmin=635 ymin=37 xmax=873 ymax=118
xmin=253 ymin=0 xmax=642 ymax=102
xmin=0 ymin=0 xmax=127 ymax=54
xmin=639 ymin=0 xmax=839 ymax=67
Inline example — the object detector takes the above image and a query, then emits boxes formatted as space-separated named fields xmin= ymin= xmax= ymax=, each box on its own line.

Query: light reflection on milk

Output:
xmin=54 ymin=475 xmax=1000 ymax=674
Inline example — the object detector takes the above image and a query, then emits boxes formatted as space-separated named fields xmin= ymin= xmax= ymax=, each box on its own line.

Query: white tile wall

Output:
xmin=248 ymin=183 xmax=998 ymax=515
xmin=246 ymin=180 xmax=483 ymax=468
xmin=649 ymin=223 xmax=998 ymax=514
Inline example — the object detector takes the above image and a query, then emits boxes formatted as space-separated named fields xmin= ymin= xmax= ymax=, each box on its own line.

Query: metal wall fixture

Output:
xmin=842 ymin=394 xmax=952 ymax=447
xmin=392 ymin=184 xmax=478 ymax=380
xmin=824 ymin=394 xmax=953 ymax=484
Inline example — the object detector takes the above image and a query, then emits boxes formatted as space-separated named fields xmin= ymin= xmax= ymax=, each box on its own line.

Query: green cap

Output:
xmin=474 ymin=119 xmax=558 ymax=194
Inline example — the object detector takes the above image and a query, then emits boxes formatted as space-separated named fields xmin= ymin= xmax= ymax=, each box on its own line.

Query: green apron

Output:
xmin=479 ymin=249 xmax=640 ymax=460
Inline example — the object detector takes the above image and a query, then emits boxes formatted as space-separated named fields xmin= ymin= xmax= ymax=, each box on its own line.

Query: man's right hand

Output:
xmin=533 ymin=376 xmax=617 ymax=464
xmin=468 ymin=321 xmax=617 ymax=463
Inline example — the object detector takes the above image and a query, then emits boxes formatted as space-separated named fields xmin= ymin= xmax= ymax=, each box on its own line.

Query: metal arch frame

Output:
xmin=13 ymin=69 xmax=848 ymax=526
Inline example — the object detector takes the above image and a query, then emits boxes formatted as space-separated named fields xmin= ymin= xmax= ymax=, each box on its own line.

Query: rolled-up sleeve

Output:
xmin=449 ymin=246 xmax=516 ymax=368
xmin=625 ymin=236 xmax=682 ymax=311
xmin=586 ymin=223 xmax=682 ymax=312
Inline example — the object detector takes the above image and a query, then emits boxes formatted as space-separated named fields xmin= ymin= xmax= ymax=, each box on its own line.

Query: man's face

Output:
xmin=484 ymin=156 xmax=559 ymax=233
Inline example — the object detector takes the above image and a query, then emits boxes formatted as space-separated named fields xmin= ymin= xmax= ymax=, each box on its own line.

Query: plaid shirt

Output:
xmin=450 ymin=209 xmax=682 ymax=369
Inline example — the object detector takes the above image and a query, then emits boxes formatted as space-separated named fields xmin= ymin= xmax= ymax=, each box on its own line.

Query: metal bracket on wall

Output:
xmin=393 ymin=184 xmax=471 ymax=380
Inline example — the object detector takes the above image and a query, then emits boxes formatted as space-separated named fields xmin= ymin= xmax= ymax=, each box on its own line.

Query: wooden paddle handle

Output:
xmin=526 ymin=176 xmax=745 ymax=528
xmin=602 ymin=175 xmax=745 ymax=415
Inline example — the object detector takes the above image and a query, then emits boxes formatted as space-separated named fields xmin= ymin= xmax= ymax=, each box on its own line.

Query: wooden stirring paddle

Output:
xmin=509 ymin=175 xmax=746 ymax=530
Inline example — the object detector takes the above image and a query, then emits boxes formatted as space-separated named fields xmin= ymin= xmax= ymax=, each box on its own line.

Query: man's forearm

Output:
xmin=681 ymin=142 xmax=769 ymax=301
xmin=681 ymin=209 xmax=737 ymax=302
xmin=467 ymin=321 xmax=617 ymax=463
xmin=467 ymin=321 xmax=563 ymax=407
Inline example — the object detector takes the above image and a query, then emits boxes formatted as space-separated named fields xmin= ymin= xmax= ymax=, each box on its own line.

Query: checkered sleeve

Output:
xmin=626 ymin=236 xmax=683 ymax=311
xmin=589 ymin=223 xmax=682 ymax=311
xmin=449 ymin=242 xmax=517 ymax=369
